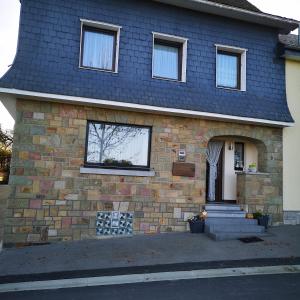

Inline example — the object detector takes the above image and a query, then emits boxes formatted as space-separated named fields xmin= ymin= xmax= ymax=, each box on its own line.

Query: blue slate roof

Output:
xmin=0 ymin=0 xmax=293 ymax=123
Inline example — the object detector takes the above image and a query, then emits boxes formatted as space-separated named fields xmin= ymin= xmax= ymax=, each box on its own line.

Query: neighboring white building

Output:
xmin=281 ymin=34 xmax=300 ymax=224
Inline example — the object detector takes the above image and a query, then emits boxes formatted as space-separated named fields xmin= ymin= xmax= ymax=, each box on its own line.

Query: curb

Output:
xmin=1 ymin=257 xmax=300 ymax=284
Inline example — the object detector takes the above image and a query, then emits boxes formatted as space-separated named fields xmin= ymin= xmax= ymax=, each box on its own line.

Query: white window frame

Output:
xmin=152 ymin=32 xmax=188 ymax=83
xmin=215 ymin=44 xmax=247 ymax=92
xmin=79 ymin=19 xmax=122 ymax=73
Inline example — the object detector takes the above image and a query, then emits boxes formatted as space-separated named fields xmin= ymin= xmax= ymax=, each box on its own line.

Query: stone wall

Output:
xmin=237 ymin=173 xmax=282 ymax=223
xmin=4 ymin=99 xmax=283 ymax=243
xmin=0 ymin=185 xmax=10 ymax=250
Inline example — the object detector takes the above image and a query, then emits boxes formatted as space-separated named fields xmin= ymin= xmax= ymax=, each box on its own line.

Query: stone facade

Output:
xmin=0 ymin=185 xmax=10 ymax=250
xmin=237 ymin=173 xmax=282 ymax=223
xmin=4 ymin=99 xmax=283 ymax=243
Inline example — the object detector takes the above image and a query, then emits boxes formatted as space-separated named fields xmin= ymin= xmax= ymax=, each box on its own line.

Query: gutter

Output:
xmin=0 ymin=88 xmax=294 ymax=128
xmin=153 ymin=0 xmax=299 ymax=33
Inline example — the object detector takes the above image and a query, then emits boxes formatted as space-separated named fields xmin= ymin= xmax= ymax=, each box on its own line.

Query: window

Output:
xmin=234 ymin=142 xmax=244 ymax=171
xmin=85 ymin=121 xmax=152 ymax=169
xmin=217 ymin=51 xmax=241 ymax=89
xmin=152 ymin=32 xmax=188 ymax=82
xmin=80 ymin=20 xmax=121 ymax=72
xmin=215 ymin=45 xmax=247 ymax=91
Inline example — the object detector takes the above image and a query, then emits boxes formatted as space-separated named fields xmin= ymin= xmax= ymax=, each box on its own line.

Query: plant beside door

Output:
xmin=253 ymin=211 xmax=270 ymax=230
xmin=187 ymin=210 xmax=207 ymax=233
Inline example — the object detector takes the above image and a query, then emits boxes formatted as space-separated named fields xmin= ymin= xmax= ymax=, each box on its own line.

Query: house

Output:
xmin=280 ymin=34 xmax=300 ymax=225
xmin=0 ymin=0 xmax=299 ymax=243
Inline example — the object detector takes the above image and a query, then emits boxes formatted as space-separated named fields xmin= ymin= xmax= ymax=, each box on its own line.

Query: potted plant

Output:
xmin=187 ymin=210 xmax=207 ymax=233
xmin=253 ymin=211 xmax=269 ymax=230
xmin=248 ymin=163 xmax=257 ymax=173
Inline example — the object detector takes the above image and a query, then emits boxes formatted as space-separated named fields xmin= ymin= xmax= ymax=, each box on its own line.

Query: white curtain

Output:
xmin=206 ymin=141 xmax=224 ymax=202
xmin=83 ymin=31 xmax=114 ymax=70
xmin=153 ymin=44 xmax=179 ymax=80
xmin=217 ymin=53 xmax=238 ymax=88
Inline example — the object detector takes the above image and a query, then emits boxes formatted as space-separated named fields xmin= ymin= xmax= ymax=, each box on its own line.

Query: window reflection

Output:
xmin=86 ymin=122 xmax=151 ymax=168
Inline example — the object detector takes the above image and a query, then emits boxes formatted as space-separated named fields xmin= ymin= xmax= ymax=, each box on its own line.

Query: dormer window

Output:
xmin=152 ymin=32 xmax=188 ymax=82
xmin=80 ymin=19 xmax=121 ymax=73
xmin=215 ymin=45 xmax=247 ymax=91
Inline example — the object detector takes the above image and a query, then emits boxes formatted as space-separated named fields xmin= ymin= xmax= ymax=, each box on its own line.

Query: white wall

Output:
xmin=283 ymin=60 xmax=300 ymax=211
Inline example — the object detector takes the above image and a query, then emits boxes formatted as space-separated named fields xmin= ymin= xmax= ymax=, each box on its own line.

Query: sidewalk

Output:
xmin=0 ymin=225 xmax=300 ymax=279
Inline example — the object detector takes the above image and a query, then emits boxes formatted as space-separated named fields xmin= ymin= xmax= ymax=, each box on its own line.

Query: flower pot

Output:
xmin=188 ymin=219 xmax=205 ymax=233
xmin=248 ymin=167 xmax=257 ymax=173
xmin=258 ymin=215 xmax=269 ymax=230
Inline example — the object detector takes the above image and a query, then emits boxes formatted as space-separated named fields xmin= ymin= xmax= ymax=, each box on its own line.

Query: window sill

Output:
xmin=152 ymin=76 xmax=185 ymax=83
xmin=80 ymin=167 xmax=156 ymax=177
xmin=79 ymin=66 xmax=118 ymax=74
xmin=216 ymin=86 xmax=245 ymax=92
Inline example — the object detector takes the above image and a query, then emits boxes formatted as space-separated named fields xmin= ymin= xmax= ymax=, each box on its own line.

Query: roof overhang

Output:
xmin=153 ymin=0 xmax=299 ymax=34
xmin=0 ymin=88 xmax=294 ymax=128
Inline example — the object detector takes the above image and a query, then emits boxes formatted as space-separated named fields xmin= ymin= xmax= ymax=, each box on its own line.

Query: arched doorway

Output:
xmin=206 ymin=135 xmax=267 ymax=203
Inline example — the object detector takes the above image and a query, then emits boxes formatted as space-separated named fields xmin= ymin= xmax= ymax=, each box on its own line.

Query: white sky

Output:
xmin=0 ymin=0 xmax=299 ymax=130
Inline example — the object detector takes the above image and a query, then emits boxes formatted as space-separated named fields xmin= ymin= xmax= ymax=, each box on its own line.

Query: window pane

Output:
xmin=234 ymin=143 xmax=244 ymax=170
xmin=153 ymin=43 xmax=179 ymax=80
xmin=82 ymin=29 xmax=115 ymax=70
xmin=86 ymin=122 xmax=150 ymax=167
xmin=217 ymin=52 xmax=239 ymax=88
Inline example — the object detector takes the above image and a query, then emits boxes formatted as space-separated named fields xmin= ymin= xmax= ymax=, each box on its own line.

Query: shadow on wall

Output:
xmin=0 ymin=185 xmax=10 ymax=251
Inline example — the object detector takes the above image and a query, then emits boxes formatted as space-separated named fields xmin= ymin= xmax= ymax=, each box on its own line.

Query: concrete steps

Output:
xmin=204 ymin=203 xmax=267 ymax=241
xmin=205 ymin=224 xmax=265 ymax=234
xmin=205 ymin=217 xmax=258 ymax=225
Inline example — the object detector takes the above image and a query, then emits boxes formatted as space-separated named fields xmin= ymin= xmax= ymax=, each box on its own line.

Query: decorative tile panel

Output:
xmin=96 ymin=211 xmax=133 ymax=236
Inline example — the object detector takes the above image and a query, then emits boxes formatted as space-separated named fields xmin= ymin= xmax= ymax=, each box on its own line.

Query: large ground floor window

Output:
xmin=85 ymin=121 xmax=152 ymax=169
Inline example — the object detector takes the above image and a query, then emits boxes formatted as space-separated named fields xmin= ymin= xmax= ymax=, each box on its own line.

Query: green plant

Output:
xmin=249 ymin=163 xmax=257 ymax=168
xmin=253 ymin=211 xmax=263 ymax=219
xmin=103 ymin=158 xmax=133 ymax=167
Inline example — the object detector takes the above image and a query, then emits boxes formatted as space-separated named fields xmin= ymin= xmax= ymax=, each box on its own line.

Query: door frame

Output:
xmin=206 ymin=146 xmax=224 ymax=203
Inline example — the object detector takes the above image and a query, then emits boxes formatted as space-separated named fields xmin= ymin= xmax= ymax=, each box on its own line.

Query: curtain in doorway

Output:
xmin=206 ymin=141 xmax=224 ymax=202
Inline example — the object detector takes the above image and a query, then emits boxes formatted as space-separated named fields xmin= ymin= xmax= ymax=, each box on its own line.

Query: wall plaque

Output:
xmin=172 ymin=162 xmax=195 ymax=177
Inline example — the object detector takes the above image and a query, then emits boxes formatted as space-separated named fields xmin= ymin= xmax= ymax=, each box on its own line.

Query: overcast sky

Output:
xmin=0 ymin=0 xmax=299 ymax=130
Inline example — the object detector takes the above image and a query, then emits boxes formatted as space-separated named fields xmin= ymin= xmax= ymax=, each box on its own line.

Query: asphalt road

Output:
xmin=2 ymin=273 xmax=300 ymax=300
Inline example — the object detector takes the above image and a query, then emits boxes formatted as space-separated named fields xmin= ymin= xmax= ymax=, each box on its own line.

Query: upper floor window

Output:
xmin=152 ymin=32 xmax=188 ymax=82
xmin=85 ymin=121 xmax=152 ymax=170
xmin=80 ymin=19 xmax=121 ymax=73
xmin=215 ymin=45 xmax=247 ymax=91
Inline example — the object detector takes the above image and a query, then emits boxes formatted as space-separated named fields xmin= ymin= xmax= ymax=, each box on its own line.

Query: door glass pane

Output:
xmin=153 ymin=43 xmax=179 ymax=80
xmin=234 ymin=143 xmax=244 ymax=171
xmin=217 ymin=52 xmax=239 ymax=88
xmin=86 ymin=122 xmax=150 ymax=167
xmin=82 ymin=29 xmax=115 ymax=70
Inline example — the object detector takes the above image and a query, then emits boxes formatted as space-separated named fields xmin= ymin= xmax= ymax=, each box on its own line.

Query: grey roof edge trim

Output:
xmin=0 ymin=88 xmax=294 ymax=128
xmin=153 ymin=0 xmax=299 ymax=33
xmin=283 ymin=50 xmax=300 ymax=62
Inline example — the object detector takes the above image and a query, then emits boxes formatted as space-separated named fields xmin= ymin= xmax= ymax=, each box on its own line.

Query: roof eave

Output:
xmin=153 ymin=0 xmax=299 ymax=33
xmin=283 ymin=49 xmax=300 ymax=61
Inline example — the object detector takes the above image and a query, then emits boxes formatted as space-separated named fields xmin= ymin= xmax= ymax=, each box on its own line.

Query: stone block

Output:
xmin=48 ymin=229 xmax=57 ymax=237
xmin=183 ymin=212 xmax=195 ymax=221
xmin=56 ymin=200 xmax=66 ymax=206
xmin=30 ymin=126 xmax=45 ymax=135
xmin=30 ymin=200 xmax=42 ymax=209
xmin=23 ymin=209 xmax=36 ymax=218
xmin=64 ymin=194 xmax=79 ymax=201
xmin=173 ymin=208 xmax=182 ymax=219
xmin=54 ymin=181 xmax=65 ymax=190
xmin=27 ymin=234 xmax=40 ymax=242
xmin=33 ymin=112 xmax=45 ymax=120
